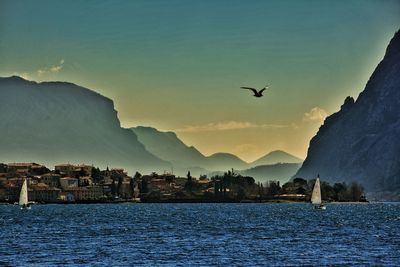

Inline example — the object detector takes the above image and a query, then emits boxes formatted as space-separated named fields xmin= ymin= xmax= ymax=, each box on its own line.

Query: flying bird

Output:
xmin=240 ymin=85 xmax=269 ymax=98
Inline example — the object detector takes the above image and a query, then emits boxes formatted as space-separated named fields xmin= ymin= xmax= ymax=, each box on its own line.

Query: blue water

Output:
xmin=1 ymin=203 xmax=400 ymax=266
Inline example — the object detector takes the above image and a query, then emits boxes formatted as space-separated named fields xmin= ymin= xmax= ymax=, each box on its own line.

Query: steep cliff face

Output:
xmin=295 ymin=30 xmax=400 ymax=191
xmin=0 ymin=76 xmax=169 ymax=173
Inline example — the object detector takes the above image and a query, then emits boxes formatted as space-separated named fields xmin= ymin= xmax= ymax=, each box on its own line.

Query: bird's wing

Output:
xmin=259 ymin=88 xmax=267 ymax=94
xmin=240 ymin=87 xmax=258 ymax=94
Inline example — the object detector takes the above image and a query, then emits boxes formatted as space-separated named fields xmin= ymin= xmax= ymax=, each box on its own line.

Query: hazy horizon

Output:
xmin=1 ymin=0 xmax=399 ymax=161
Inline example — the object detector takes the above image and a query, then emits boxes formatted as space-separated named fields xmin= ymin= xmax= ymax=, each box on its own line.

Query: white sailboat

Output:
xmin=311 ymin=175 xmax=326 ymax=210
xmin=19 ymin=178 xmax=31 ymax=210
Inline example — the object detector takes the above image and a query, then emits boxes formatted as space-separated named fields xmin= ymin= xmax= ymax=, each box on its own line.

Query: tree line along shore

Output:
xmin=0 ymin=162 xmax=367 ymax=204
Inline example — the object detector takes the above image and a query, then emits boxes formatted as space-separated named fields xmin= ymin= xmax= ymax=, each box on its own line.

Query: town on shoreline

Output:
xmin=0 ymin=162 xmax=367 ymax=204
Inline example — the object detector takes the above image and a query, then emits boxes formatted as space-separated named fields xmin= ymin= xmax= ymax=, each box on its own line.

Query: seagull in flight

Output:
xmin=240 ymin=85 xmax=269 ymax=98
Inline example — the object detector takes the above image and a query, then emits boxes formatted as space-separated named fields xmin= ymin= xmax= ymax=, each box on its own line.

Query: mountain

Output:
xmin=295 ymin=30 xmax=400 ymax=192
xmin=206 ymin=152 xmax=248 ymax=171
xmin=251 ymin=150 xmax=303 ymax=166
xmin=0 ymin=76 xmax=169 ymax=173
xmin=241 ymin=163 xmax=301 ymax=184
xmin=131 ymin=126 xmax=305 ymax=176
xmin=131 ymin=126 xmax=208 ymax=173
xmin=131 ymin=126 xmax=248 ymax=174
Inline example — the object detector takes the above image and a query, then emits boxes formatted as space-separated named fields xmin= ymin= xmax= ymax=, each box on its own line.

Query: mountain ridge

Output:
xmin=295 ymin=30 xmax=400 ymax=192
xmin=0 ymin=76 xmax=170 ymax=173
xmin=250 ymin=150 xmax=303 ymax=167
xmin=131 ymin=125 xmax=303 ymax=179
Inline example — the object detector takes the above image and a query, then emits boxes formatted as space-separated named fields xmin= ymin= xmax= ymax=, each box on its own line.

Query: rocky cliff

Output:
xmin=295 ymin=30 xmax=400 ymax=191
xmin=0 ymin=76 xmax=169 ymax=173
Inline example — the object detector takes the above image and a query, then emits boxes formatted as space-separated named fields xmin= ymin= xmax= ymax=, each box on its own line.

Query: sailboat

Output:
xmin=311 ymin=175 xmax=326 ymax=210
xmin=19 ymin=178 xmax=31 ymax=210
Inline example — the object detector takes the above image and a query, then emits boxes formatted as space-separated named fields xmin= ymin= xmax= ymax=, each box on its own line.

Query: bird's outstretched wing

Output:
xmin=259 ymin=88 xmax=267 ymax=94
xmin=240 ymin=87 xmax=258 ymax=94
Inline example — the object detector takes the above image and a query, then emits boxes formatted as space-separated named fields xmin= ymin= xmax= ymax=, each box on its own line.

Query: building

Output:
xmin=55 ymin=164 xmax=93 ymax=177
xmin=111 ymin=168 xmax=127 ymax=176
xmin=29 ymin=187 xmax=61 ymax=203
xmin=0 ymin=163 xmax=7 ymax=173
xmin=66 ymin=186 xmax=103 ymax=201
xmin=40 ymin=173 xmax=61 ymax=188
xmin=7 ymin=163 xmax=44 ymax=175
xmin=6 ymin=177 xmax=24 ymax=187
xmin=60 ymin=177 xmax=79 ymax=190
xmin=58 ymin=192 xmax=75 ymax=202
xmin=55 ymin=164 xmax=76 ymax=176
xmin=78 ymin=176 xmax=93 ymax=186
xmin=4 ymin=186 xmax=20 ymax=202
xmin=77 ymin=165 xmax=93 ymax=176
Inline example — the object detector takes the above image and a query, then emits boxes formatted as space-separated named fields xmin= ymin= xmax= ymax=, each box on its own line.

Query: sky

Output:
xmin=1 ymin=0 xmax=399 ymax=162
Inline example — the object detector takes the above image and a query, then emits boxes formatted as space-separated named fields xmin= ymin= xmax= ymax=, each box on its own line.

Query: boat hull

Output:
xmin=314 ymin=204 xmax=326 ymax=210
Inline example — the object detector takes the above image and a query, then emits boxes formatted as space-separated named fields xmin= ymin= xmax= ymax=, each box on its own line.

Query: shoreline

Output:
xmin=0 ymin=200 xmax=373 ymax=205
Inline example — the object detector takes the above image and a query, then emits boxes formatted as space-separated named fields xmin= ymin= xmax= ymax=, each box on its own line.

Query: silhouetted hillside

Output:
xmin=296 ymin=30 xmax=400 ymax=192
xmin=131 ymin=126 xmax=249 ymax=173
xmin=206 ymin=152 xmax=248 ymax=171
xmin=251 ymin=150 xmax=303 ymax=167
xmin=131 ymin=126 xmax=208 ymax=175
xmin=0 ymin=76 xmax=169 ymax=173
xmin=241 ymin=163 xmax=301 ymax=184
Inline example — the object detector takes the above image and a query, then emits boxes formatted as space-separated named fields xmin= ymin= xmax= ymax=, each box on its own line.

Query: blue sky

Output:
xmin=1 ymin=0 xmax=399 ymax=161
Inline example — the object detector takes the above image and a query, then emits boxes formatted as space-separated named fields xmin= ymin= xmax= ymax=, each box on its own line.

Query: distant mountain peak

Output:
xmin=251 ymin=150 xmax=303 ymax=167
xmin=209 ymin=152 xmax=243 ymax=159
xmin=1 ymin=75 xmax=35 ymax=84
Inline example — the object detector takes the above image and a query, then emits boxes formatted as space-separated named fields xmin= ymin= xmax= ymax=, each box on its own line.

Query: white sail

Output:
xmin=311 ymin=177 xmax=322 ymax=205
xmin=19 ymin=178 xmax=29 ymax=206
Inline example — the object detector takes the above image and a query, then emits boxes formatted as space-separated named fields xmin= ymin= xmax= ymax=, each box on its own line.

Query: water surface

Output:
xmin=1 ymin=203 xmax=399 ymax=266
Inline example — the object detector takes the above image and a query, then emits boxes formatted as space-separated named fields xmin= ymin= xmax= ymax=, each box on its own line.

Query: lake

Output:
xmin=1 ymin=203 xmax=399 ymax=266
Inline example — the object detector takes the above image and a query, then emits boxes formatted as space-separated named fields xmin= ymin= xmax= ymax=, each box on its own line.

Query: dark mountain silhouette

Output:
xmin=131 ymin=126 xmax=302 ymax=181
xmin=251 ymin=150 xmax=303 ymax=167
xmin=131 ymin=126 xmax=208 ymax=174
xmin=241 ymin=163 xmax=301 ymax=184
xmin=131 ymin=126 xmax=248 ymax=174
xmin=295 ymin=30 xmax=400 ymax=192
xmin=206 ymin=152 xmax=248 ymax=171
xmin=0 ymin=76 xmax=170 ymax=173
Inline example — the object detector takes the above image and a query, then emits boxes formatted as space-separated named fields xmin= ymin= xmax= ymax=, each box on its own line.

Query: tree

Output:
xmin=140 ymin=179 xmax=148 ymax=195
xmin=129 ymin=178 xmax=135 ymax=198
xmin=293 ymin=177 xmax=307 ymax=186
xmin=165 ymin=175 xmax=174 ymax=183
xmin=350 ymin=182 xmax=364 ymax=201
xmin=117 ymin=177 xmax=123 ymax=198
xmin=237 ymin=188 xmax=245 ymax=201
xmin=333 ymin=183 xmax=347 ymax=201
xmin=321 ymin=182 xmax=335 ymax=201
xmin=184 ymin=171 xmax=194 ymax=192
xmin=111 ymin=180 xmax=117 ymax=197
xmin=267 ymin=181 xmax=281 ymax=197
xmin=133 ymin=171 xmax=142 ymax=181
xmin=79 ymin=167 xmax=86 ymax=177
xmin=296 ymin=187 xmax=306 ymax=195
xmin=91 ymin=167 xmax=101 ymax=184
xmin=259 ymin=182 xmax=264 ymax=199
